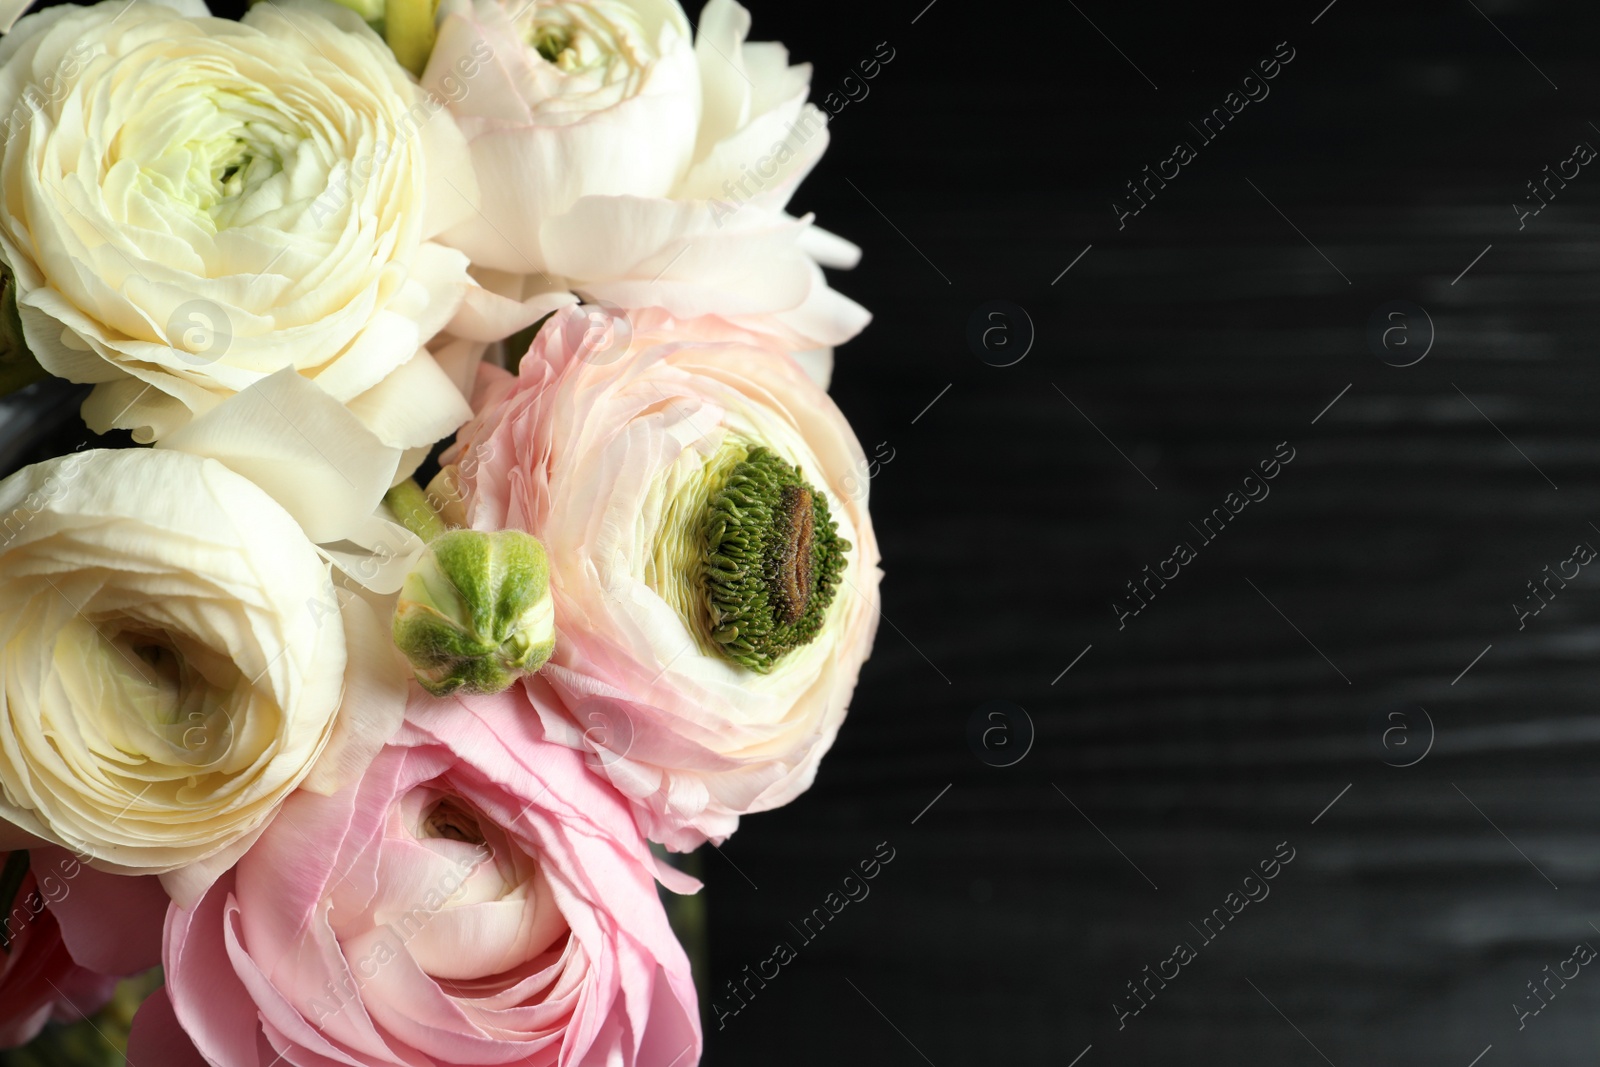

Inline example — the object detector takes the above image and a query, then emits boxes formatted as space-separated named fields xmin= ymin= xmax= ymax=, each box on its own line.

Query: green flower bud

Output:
xmin=393 ymin=530 xmax=556 ymax=696
xmin=325 ymin=0 xmax=386 ymax=23
xmin=384 ymin=0 xmax=437 ymax=76
xmin=304 ymin=0 xmax=430 ymax=69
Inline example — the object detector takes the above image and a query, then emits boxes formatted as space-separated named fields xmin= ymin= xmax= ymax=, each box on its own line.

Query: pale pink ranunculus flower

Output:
xmin=422 ymin=0 xmax=868 ymax=357
xmin=438 ymin=304 xmax=881 ymax=850
xmin=0 ymin=847 xmax=168 ymax=1048
xmin=131 ymin=690 xmax=701 ymax=1067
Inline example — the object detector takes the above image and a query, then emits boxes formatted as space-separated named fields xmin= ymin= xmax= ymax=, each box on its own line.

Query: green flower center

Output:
xmin=698 ymin=446 xmax=849 ymax=673
xmin=203 ymin=134 xmax=284 ymax=223
xmin=519 ymin=1 xmax=654 ymax=79
xmin=124 ymin=84 xmax=296 ymax=231
xmin=531 ymin=26 xmax=574 ymax=64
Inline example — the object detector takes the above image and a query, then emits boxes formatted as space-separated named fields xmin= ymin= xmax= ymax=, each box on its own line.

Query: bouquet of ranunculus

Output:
xmin=0 ymin=0 xmax=878 ymax=1060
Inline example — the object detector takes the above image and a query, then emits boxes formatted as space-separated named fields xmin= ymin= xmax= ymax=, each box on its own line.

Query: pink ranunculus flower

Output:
xmin=0 ymin=847 xmax=169 ymax=1048
xmin=437 ymin=304 xmax=882 ymax=849
xmin=131 ymin=690 xmax=702 ymax=1067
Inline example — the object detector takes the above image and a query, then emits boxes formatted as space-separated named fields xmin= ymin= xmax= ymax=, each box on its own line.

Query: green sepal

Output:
xmin=393 ymin=530 xmax=556 ymax=696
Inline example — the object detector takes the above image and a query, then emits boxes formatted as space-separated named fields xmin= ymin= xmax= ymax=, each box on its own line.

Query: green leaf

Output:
xmin=0 ymin=274 xmax=45 ymax=400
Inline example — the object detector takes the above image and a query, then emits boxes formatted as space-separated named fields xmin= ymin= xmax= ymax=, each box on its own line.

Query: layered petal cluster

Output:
xmin=0 ymin=847 xmax=168 ymax=1049
xmin=441 ymin=306 xmax=881 ymax=849
xmin=0 ymin=449 xmax=402 ymax=893
xmin=0 ymin=0 xmax=480 ymax=452
xmin=424 ymin=0 xmax=867 ymax=355
xmin=136 ymin=691 xmax=700 ymax=1067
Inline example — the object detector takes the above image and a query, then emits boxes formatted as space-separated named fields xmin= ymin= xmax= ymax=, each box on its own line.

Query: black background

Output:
xmin=704 ymin=1 xmax=1600 ymax=1065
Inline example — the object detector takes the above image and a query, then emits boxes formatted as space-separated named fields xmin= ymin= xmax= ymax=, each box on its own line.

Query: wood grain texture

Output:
xmin=701 ymin=1 xmax=1600 ymax=1065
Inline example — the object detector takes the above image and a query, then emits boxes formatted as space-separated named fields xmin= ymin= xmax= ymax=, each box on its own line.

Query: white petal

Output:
xmin=798 ymin=223 xmax=863 ymax=270
xmin=789 ymin=347 xmax=833 ymax=390
xmin=158 ymin=369 xmax=402 ymax=546
xmin=345 ymin=347 xmax=474 ymax=452
xmin=299 ymin=593 xmax=407 ymax=795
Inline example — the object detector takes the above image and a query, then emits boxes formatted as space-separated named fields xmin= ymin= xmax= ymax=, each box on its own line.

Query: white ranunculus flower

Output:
xmin=425 ymin=0 xmax=868 ymax=355
xmin=0 ymin=0 xmax=482 ymax=455
xmin=0 ymin=448 xmax=404 ymax=902
xmin=427 ymin=0 xmax=699 ymax=232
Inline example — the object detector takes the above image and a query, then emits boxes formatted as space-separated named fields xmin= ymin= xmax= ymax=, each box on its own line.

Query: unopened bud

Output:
xmin=393 ymin=530 xmax=555 ymax=696
xmin=320 ymin=0 xmax=385 ymax=25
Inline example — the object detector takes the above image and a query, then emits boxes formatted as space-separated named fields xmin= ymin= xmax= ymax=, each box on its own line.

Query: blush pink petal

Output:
xmin=125 ymin=986 xmax=209 ymax=1067
xmin=146 ymin=693 xmax=700 ymax=1067
xmin=443 ymin=305 xmax=881 ymax=848
xmin=157 ymin=874 xmax=265 ymax=1067
xmin=46 ymin=850 xmax=167 ymax=976
xmin=0 ymin=849 xmax=163 ymax=1049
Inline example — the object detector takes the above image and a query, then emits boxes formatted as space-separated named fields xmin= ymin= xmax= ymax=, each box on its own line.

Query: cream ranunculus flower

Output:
xmin=0 ymin=448 xmax=404 ymax=902
xmin=424 ymin=0 xmax=868 ymax=355
xmin=0 ymin=0 xmax=481 ymax=455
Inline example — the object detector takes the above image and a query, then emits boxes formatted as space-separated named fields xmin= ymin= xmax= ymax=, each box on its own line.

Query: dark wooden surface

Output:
xmin=703 ymin=1 xmax=1600 ymax=1065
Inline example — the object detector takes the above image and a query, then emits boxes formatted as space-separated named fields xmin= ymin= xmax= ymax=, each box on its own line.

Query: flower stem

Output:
xmin=384 ymin=479 xmax=447 ymax=543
